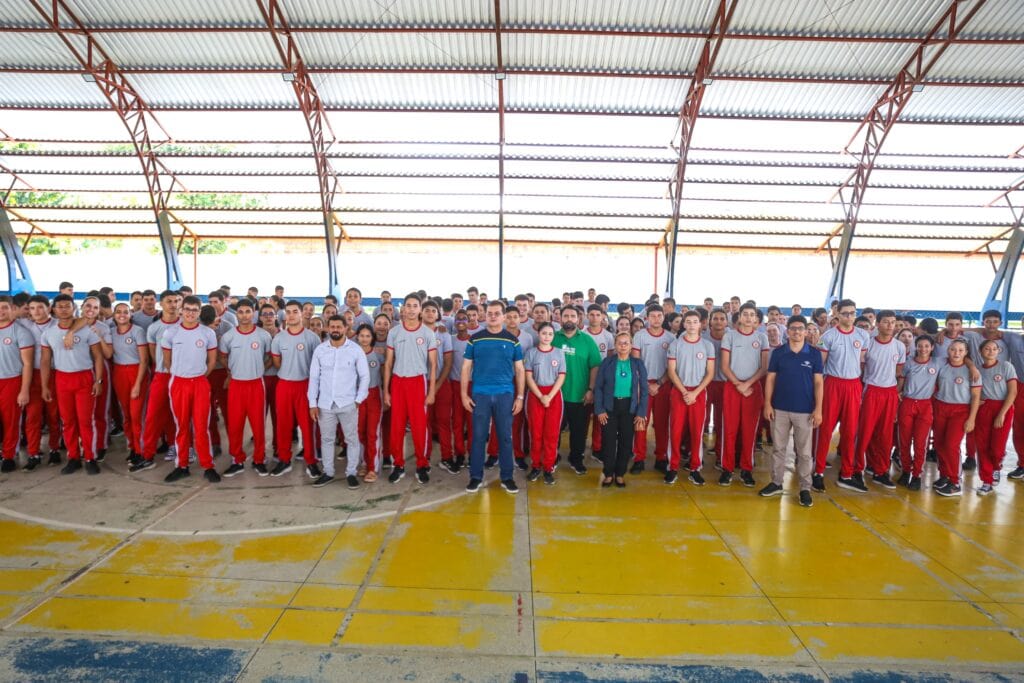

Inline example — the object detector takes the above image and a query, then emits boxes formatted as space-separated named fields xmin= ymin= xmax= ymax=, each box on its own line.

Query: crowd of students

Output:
xmin=0 ymin=281 xmax=1019 ymax=506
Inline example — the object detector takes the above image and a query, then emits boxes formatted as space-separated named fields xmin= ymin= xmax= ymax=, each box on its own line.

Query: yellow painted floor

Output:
xmin=1 ymin=431 xmax=1023 ymax=681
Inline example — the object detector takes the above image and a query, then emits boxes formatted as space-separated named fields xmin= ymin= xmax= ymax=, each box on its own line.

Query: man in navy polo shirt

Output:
xmin=461 ymin=301 xmax=525 ymax=494
xmin=761 ymin=315 xmax=823 ymax=507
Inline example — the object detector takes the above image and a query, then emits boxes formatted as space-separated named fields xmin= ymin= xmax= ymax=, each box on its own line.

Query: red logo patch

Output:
xmin=893 ymin=354 xmax=900 ymax=361
xmin=599 ymin=344 xmax=607 ymax=352
xmin=853 ymin=341 xmax=862 ymax=349
xmin=551 ymin=359 xmax=559 ymax=367
xmin=296 ymin=343 xmax=304 ymax=351
xmin=995 ymin=374 xmax=1003 ymax=382
xmin=416 ymin=337 xmax=425 ymax=345
xmin=697 ymin=352 xmax=705 ymax=360
xmin=661 ymin=342 xmax=669 ymax=350
xmin=250 ymin=341 xmax=260 ymax=350
xmin=2 ymin=338 xmax=10 ymax=345
xmin=73 ymin=336 xmax=80 ymax=343
xmin=195 ymin=340 xmax=205 ymax=348
xmin=752 ymin=341 xmax=761 ymax=349
xmin=954 ymin=377 xmax=964 ymax=385
xmin=928 ymin=367 xmax=936 ymax=375
xmin=369 ymin=360 xmax=378 ymax=368
xmin=124 ymin=337 xmax=133 ymax=345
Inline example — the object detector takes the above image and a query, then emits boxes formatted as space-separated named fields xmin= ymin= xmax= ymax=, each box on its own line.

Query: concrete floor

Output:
xmin=0 ymin=430 xmax=1022 ymax=682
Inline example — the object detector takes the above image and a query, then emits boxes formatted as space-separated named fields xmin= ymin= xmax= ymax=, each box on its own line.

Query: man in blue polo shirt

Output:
xmin=461 ymin=301 xmax=525 ymax=494
xmin=761 ymin=315 xmax=823 ymax=507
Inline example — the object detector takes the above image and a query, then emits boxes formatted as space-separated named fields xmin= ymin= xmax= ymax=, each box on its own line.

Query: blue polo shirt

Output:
xmin=464 ymin=328 xmax=523 ymax=395
xmin=767 ymin=342 xmax=823 ymax=414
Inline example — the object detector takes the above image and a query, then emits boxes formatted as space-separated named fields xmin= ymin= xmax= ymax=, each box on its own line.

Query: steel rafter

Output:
xmin=664 ymin=0 xmax=739 ymax=297
xmin=256 ymin=0 xmax=342 ymax=299
xmin=25 ymin=0 xmax=186 ymax=290
xmin=824 ymin=0 xmax=989 ymax=305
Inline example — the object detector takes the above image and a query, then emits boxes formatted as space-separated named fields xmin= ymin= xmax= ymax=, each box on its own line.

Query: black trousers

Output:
xmin=565 ymin=401 xmax=589 ymax=462
xmin=601 ymin=398 xmax=635 ymax=477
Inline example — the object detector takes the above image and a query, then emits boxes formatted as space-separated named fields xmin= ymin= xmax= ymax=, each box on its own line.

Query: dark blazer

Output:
xmin=593 ymin=355 xmax=649 ymax=417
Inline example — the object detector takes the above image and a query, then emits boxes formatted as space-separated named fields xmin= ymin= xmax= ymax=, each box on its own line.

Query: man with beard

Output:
xmin=553 ymin=306 xmax=602 ymax=475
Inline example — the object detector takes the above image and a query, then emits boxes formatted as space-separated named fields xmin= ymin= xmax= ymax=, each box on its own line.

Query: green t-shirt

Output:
xmin=553 ymin=330 xmax=602 ymax=402
xmin=614 ymin=359 xmax=632 ymax=398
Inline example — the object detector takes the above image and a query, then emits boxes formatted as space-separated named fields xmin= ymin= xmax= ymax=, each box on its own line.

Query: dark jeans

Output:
xmin=565 ymin=401 xmax=589 ymax=464
xmin=601 ymin=398 xmax=635 ymax=477
xmin=470 ymin=391 xmax=514 ymax=481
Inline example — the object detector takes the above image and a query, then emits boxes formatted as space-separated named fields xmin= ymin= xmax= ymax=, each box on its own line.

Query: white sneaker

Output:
xmin=976 ymin=484 xmax=994 ymax=496
xmin=163 ymin=446 xmax=177 ymax=462
xmin=188 ymin=448 xmax=197 ymax=464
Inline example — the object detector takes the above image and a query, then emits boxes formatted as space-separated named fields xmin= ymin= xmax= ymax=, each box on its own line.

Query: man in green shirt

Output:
xmin=553 ymin=306 xmax=602 ymax=474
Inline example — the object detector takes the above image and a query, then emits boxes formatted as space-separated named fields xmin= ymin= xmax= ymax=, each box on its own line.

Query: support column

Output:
xmin=157 ymin=211 xmax=184 ymax=291
xmin=0 ymin=208 xmax=35 ymax=294
xmin=981 ymin=209 xmax=1024 ymax=322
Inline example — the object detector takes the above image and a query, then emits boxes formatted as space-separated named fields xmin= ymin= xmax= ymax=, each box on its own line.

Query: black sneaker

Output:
xmin=306 ymin=463 xmax=322 ymax=479
xmin=338 ymin=445 xmax=348 ymax=460
xmin=156 ymin=442 xmax=169 ymax=455
xmin=347 ymin=475 xmax=360 ymax=489
xmin=1008 ymin=466 xmax=1024 ymax=480
xmin=389 ymin=466 xmax=405 ymax=484
xmin=23 ymin=456 xmax=41 ymax=471
xmin=926 ymin=448 xmax=938 ymax=462
xmin=759 ymin=482 xmax=783 ymax=497
xmin=719 ymin=471 xmax=732 ymax=486
xmin=382 ymin=456 xmax=393 ymax=470
xmin=212 ymin=444 xmax=222 ymax=457
xmin=0 ymin=459 xmax=15 ymax=473
xmin=872 ymin=473 xmax=897 ymax=490
xmin=755 ymin=439 xmax=763 ymax=452
xmin=837 ymin=476 xmax=867 ymax=493
xmin=47 ymin=450 xmax=61 ymax=466
xmin=812 ymin=474 xmax=825 ymax=492
xmin=543 ymin=471 xmax=555 ymax=485
xmin=109 ymin=425 xmax=124 ymax=437
xmin=740 ymin=470 xmax=756 ymax=488
xmin=688 ymin=470 xmax=705 ymax=486
xmin=589 ymin=450 xmax=603 ymax=465
xmin=515 ymin=457 xmax=529 ymax=471
xmin=629 ymin=460 xmax=644 ymax=474
xmin=500 ymin=478 xmax=519 ymax=494
xmin=570 ymin=460 xmax=588 ymax=476
xmin=664 ymin=470 xmax=678 ymax=485
xmin=439 ymin=459 xmax=456 ymax=475
xmin=932 ymin=476 xmax=950 ymax=490
xmin=466 ymin=478 xmax=482 ymax=493
xmin=798 ymin=490 xmax=813 ymax=507
xmin=129 ymin=458 xmax=155 ymax=472
xmin=253 ymin=462 xmax=269 ymax=476
xmin=95 ymin=449 xmax=106 ymax=463
xmin=962 ymin=457 xmax=977 ymax=471
xmin=60 ymin=459 xmax=82 ymax=475
xmin=84 ymin=460 xmax=101 ymax=475
xmin=416 ymin=467 xmax=429 ymax=484
xmin=484 ymin=456 xmax=498 ymax=469
xmin=454 ymin=455 xmax=466 ymax=472
xmin=270 ymin=460 xmax=292 ymax=477
xmin=312 ymin=474 xmax=334 ymax=488
xmin=527 ymin=467 xmax=542 ymax=482
xmin=908 ymin=476 xmax=922 ymax=491
xmin=896 ymin=472 xmax=910 ymax=487
xmin=222 ymin=462 xmax=245 ymax=478
xmin=164 ymin=467 xmax=190 ymax=483
xmin=204 ymin=468 xmax=221 ymax=483
xmin=127 ymin=452 xmax=142 ymax=467
xmin=936 ymin=482 xmax=962 ymax=497
xmin=653 ymin=460 xmax=668 ymax=473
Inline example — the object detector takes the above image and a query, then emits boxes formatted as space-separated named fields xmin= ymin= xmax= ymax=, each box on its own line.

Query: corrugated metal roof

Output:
xmin=899 ymin=85 xmax=1024 ymax=123
xmin=317 ymin=72 xmax=496 ymax=109
xmin=295 ymin=30 xmax=495 ymax=69
xmin=698 ymin=80 xmax=882 ymax=120
xmin=506 ymin=74 xmax=683 ymax=114
xmin=503 ymin=33 xmax=704 ymax=74
xmin=130 ymin=72 xmax=294 ymax=108
xmin=61 ymin=0 xmax=263 ymax=28
xmin=714 ymin=38 xmax=910 ymax=81
xmin=929 ymin=43 xmax=1024 ymax=82
xmin=0 ymin=73 xmax=111 ymax=108
xmin=504 ymin=0 xmax=713 ymax=31
xmin=282 ymin=0 xmax=494 ymax=28
xmin=728 ymin=0 xmax=948 ymax=38
xmin=98 ymin=31 xmax=281 ymax=69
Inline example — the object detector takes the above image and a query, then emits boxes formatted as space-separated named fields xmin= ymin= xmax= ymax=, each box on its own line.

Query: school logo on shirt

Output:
xmin=995 ymin=374 xmax=1004 ymax=382
xmin=296 ymin=343 xmax=304 ymax=351
xmin=661 ymin=342 xmax=669 ymax=350
xmin=892 ymin=353 xmax=900 ymax=361
xmin=369 ymin=360 xmax=378 ymax=368
xmin=954 ymin=377 xmax=964 ymax=385
xmin=250 ymin=341 xmax=260 ymax=350
xmin=416 ymin=337 xmax=425 ymax=345
xmin=73 ymin=336 xmax=80 ymax=343
xmin=195 ymin=340 xmax=205 ymax=348
xmin=551 ymin=359 xmax=559 ymax=367
xmin=2 ymin=338 xmax=10 ymax=345
xmin=599 ymin=343 xmax=607 ymax=352
xmin=696 ymin=352 xmax=705 ymax=360
xmin=752 ymin=341 xmax=761 ymax=349
xmin=853 ymin=341 xmax=862 ymax=349
xmin=125 ymin=337 xmax=134 ymax=345
xmin=928 ymin=367 xmax=936 ymax=375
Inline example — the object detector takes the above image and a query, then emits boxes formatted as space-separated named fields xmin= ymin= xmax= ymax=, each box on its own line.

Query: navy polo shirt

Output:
xmin=464 ymin=328 xmax=523 ymax=395
xmin=767 ymin=342 xmax=823 ymax=414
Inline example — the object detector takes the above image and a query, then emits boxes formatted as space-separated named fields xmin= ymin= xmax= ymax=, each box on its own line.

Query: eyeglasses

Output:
xmin=260 ymin=312 xmax=276 ymax=316
xmin=839 ymin=311 xmax=856 ymax=317
xmin=182 ymin=307 xmax=201 ymax=313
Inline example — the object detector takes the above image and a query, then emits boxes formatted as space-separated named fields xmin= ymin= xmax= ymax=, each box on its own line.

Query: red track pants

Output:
xmin=92 ymin=361 xmax=111 ymax=451
xmin=358 ymin=386 xmax=383 ymax=472
xmin=0 ymin=377 xmax=22 ymax=460
xmin=169 ymin=375 xmax=213 ymax=470
xmin=227 ymin=378 xmax=266 ymax=464
xmin=1010 ymin=390 xmax=1024 ymax=468
xmin=275 ymin=378 xmax=314 ymax=465
xmin=815 ymin=376 xmax=862 ymax=476
xmin=207 ymin=368 xmax=228 ymax=448
xmin=54 ymin=370 xmax=97 ymax=461
xmin=527 ymin=386 xmax=563 ymax=472
xmin=112 ymin=363 xmax=147 ymax=454
xmin=389 ymin=374 xmax=430 ymax=469
xmin=142 ymin=372 xmax=175 ymax=459
xmin=975 ymin=399 xmax=1013 ymax=485
xmin=25 ymin=369 xmax=60 ymax=456
xmin=898 ymin=398 xmax=933 ymax=477
xmin=856 ymin=384 xmax=899 ymax=477
xmin=633 ymin=380 xmax=670 ymax=461
xmin=429 ymin=378 xmax=453 ymax=459
xmin=669 ymin=386 xmax=706 ymax=471
xmin=722 ymin=381 xmax=763 ymax=473
xmin=449 ymin=379 xmax=468 ymax=457
xmin=933 ymin=399 xmax=969 ymax=486
xmin=488 ymin=407 xmax=527 ymax=459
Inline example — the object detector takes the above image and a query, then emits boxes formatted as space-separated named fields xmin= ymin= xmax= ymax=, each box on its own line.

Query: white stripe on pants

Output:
xmin=319 ymin=403 xmax=361 ymax=478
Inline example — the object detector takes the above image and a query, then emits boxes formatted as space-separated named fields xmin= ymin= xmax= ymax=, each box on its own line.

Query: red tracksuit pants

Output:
xmin=0 ymin=377 xmax=22 ymax=460
xmin=263 ymin=375 xmax=278 ymax=453
xmin=112 ymin=363 xmax=147 ymax=454
xmin=142 ymin=372 xmax=175 ymax=459
xmin=898 ymin=397 xmax=933 ymax=477
xmin=856 ymin=384 xmax=899 ymax=477
xmin=25 ymin=369 xmax=60 ymax=456
xmin=429 ymin=378 xmax=454 ymax=459
xmin=358 ymin=386 xmax=383 ymax=472
xmin=722 ymin=381 xmax=763 ymax=473
xmin=1010 ymin=390 xmax=1024 ymax=468
xmin=228 ymin=378 xmax=266 ymax=465
xmin=207 ymin=368 xmax=228 ymax=448
xmin=669 ymin=386 xmax=706 ymax=471
xmin=488 ymin=408 xmax=527 ymax=459
xmin=587 ymin=404 xmax=603 ymax=454
xmin=389 ymin=374 xmax=430 ymax=469
xmin=706 ymin=380 xmax=725 ymax=456
xmin=449 ymin=379 xmax=468 ymax=457
xmin=527 ymin=387 xmax=563 ymax=472
xmin=815 ymin=376 xmax=862 ymax=476
xmin=276 ymin=378 xmax=314 ymax=465
xmin=92 ymin=361 xmax=111 ymax=451
xmin=633 ymin=380 xmax=670 ymax=461
xmin=975 ymin=399 xmax=1013 ymax=486
xmin=169 ymin=375 xmax=214 ymax=470
xmin=54 ymin=370 xmax=97 ymax=461
xmin=933 ymin=400 xmax=969 ymax=486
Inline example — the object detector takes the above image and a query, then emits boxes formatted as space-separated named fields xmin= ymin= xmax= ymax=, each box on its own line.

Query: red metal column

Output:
xmin=256 ymin=0 xmax=341 ymax=299
xmin=26 ymin=0 xmax=186 ymax=290
xmin=664 ymin=0 xmax=739 ymax=298
xmin=824 ymin=0 xmax=989 ymax=306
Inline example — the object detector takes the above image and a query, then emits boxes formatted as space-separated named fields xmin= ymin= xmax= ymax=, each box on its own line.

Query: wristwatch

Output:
xmin=516 ymin=395 xmax=524 ymax=400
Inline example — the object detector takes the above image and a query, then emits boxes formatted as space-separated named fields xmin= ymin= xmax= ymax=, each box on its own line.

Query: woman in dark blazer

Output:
xmin=594 ymin=332 xmax=649 ymax=487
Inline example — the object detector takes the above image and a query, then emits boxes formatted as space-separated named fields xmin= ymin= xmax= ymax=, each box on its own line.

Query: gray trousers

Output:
xmin=770 ymin=409 xmax=814 ymax=491
xmin=318 ymin=403 xmax=361 ymax=478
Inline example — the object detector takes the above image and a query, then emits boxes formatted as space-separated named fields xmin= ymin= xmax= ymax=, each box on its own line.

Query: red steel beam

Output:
xmin=664 ymin=0 xmax=739 ymax=296
xmin=825 ymin=0 xmax=989 ymax=301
